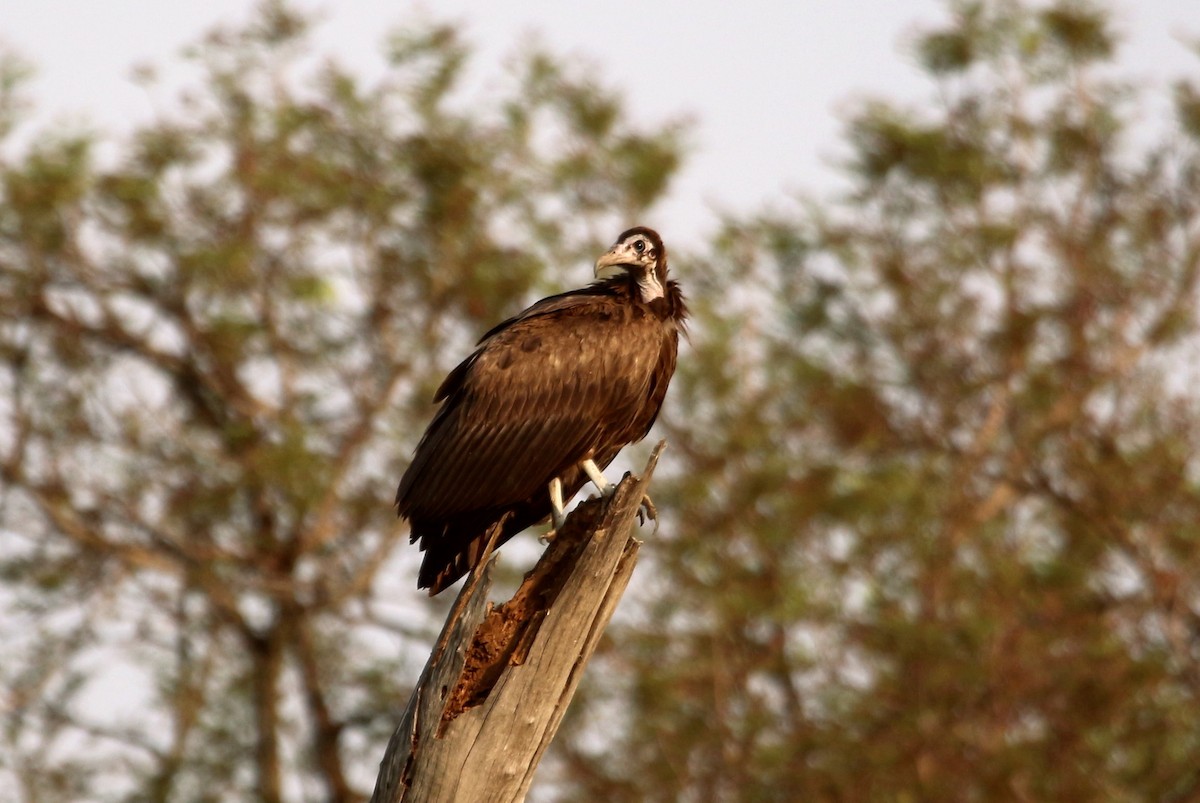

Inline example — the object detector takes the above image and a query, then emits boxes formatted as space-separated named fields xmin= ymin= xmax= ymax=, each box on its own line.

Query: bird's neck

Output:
xmin=637 ymin=271 xmax=665 ymax=303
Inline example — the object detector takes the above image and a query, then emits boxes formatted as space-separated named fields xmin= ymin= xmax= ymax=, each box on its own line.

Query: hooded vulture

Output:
xmin=395 ymin=227 xmax=687 ymax=595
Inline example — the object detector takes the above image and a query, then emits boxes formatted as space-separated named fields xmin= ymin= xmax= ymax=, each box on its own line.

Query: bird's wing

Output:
xmin=395 ymin=292 xmax=658 ymax=520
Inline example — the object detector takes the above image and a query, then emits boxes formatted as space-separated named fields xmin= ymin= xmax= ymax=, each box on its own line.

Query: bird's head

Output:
xmin=594 ymin=227 xmax=667 ymax=302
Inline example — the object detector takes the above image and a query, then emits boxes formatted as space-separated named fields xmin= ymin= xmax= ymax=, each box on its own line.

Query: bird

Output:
xmin=395 ymin=227 xmax=687 ymax=595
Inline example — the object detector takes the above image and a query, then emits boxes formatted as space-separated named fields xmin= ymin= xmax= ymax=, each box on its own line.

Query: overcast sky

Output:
xmin=3 ymin=1 xmax=1197 ymax=244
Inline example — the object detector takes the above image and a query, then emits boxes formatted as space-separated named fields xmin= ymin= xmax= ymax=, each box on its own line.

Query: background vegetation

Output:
xmin=3 ymin=1 xmax=1199 ymax=800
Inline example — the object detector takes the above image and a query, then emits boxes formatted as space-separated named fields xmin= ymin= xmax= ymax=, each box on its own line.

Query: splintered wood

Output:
xmin=370 ymin=443 xmax=664 ymax=803
xmin=439 ymin=497 xmax=606 ymax=729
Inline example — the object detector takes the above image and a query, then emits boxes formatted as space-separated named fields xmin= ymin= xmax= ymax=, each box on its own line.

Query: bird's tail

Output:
xmin=404 ymin=467 xmax=594 ymax=595
xmin=415 ymin=526 xmax=485 ymax=596
xmin=411 ymin=511 xmax=519 ymax=596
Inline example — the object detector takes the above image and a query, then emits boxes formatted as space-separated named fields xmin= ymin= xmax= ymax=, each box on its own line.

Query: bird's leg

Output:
xmin=582 ymin=458 xmax=616 ymax=498
xmin=541 ymin=476 xmax=567 ymax=544
xmin=550 ymin=476 xmax=566 ymax=528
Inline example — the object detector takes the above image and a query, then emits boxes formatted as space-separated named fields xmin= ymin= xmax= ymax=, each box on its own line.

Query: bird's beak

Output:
xmin=594 ymin=243 xmax=634 ymax=279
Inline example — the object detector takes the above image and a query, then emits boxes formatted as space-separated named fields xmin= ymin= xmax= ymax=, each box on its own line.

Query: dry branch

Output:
xmin=370 ymin=442 xmax=665 ymax=803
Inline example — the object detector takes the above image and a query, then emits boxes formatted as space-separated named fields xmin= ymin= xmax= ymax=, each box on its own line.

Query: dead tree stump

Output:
xmin=370 ymin=443 xmax=665 ymax=803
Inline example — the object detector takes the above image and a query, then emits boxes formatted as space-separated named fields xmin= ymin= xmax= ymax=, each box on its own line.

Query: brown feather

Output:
xmin=396 ymin=228 xmax=687 ymax=594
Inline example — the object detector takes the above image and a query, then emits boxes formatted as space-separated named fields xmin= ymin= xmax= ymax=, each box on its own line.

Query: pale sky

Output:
xmin=4 ymin=1 xmax=1196 ymax=245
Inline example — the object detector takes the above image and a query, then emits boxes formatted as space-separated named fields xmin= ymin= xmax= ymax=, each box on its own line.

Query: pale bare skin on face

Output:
xmin=593 ymin=232 xmax=665 ymax=302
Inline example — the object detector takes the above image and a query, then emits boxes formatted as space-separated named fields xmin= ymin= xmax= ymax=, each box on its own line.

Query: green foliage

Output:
xmin=1175 ymin=78 xmax=1200 ymax=141
xmin=1040 ymin=1 xmax=1115 ymax=62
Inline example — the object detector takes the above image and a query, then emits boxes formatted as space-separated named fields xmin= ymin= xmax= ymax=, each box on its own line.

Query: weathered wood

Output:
xmin=370 ymin=443 xmax=664 ymax=803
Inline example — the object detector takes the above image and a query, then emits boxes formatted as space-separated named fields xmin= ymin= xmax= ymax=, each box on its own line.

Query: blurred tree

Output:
xmin=0 ymin=2 xmax=684 ymax=800
xmin=9 ymin=1 xmax=1200 ymax=801
xmin=552 ymin=2 xmax=1200 ymax=801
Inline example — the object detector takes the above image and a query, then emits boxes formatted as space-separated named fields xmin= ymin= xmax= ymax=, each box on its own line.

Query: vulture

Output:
xmin=395 ymin=227 xmax=687 ymax=595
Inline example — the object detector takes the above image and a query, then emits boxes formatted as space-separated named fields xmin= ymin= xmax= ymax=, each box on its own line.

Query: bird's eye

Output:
xmin=633 ymin=239 xmax=645 ymax=253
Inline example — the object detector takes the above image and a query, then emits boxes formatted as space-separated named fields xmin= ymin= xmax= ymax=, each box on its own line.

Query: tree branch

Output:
xmin=370 ymin=442 xmax=665 ymax=803
xmin=292 ymin=613 xmax=357 ymax=803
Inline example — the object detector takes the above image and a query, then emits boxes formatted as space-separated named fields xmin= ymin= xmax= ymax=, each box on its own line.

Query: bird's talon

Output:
xmin=637 ymin=494 xmax=658 ymax=528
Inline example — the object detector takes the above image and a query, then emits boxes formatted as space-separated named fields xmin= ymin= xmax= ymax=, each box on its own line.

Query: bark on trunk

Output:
xmin=370 ymin=443 xmax=664 ymax=803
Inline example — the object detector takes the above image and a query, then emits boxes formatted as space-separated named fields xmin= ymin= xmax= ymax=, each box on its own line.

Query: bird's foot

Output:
xmin=638 ymin=494 xmax=659 ymax=531
xmin=539 ymin=529 xmax=557 ymax=545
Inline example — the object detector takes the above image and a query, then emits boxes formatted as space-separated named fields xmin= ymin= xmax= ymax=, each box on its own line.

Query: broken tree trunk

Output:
xmin=370 ymin=443 xmax=665 ymax=803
